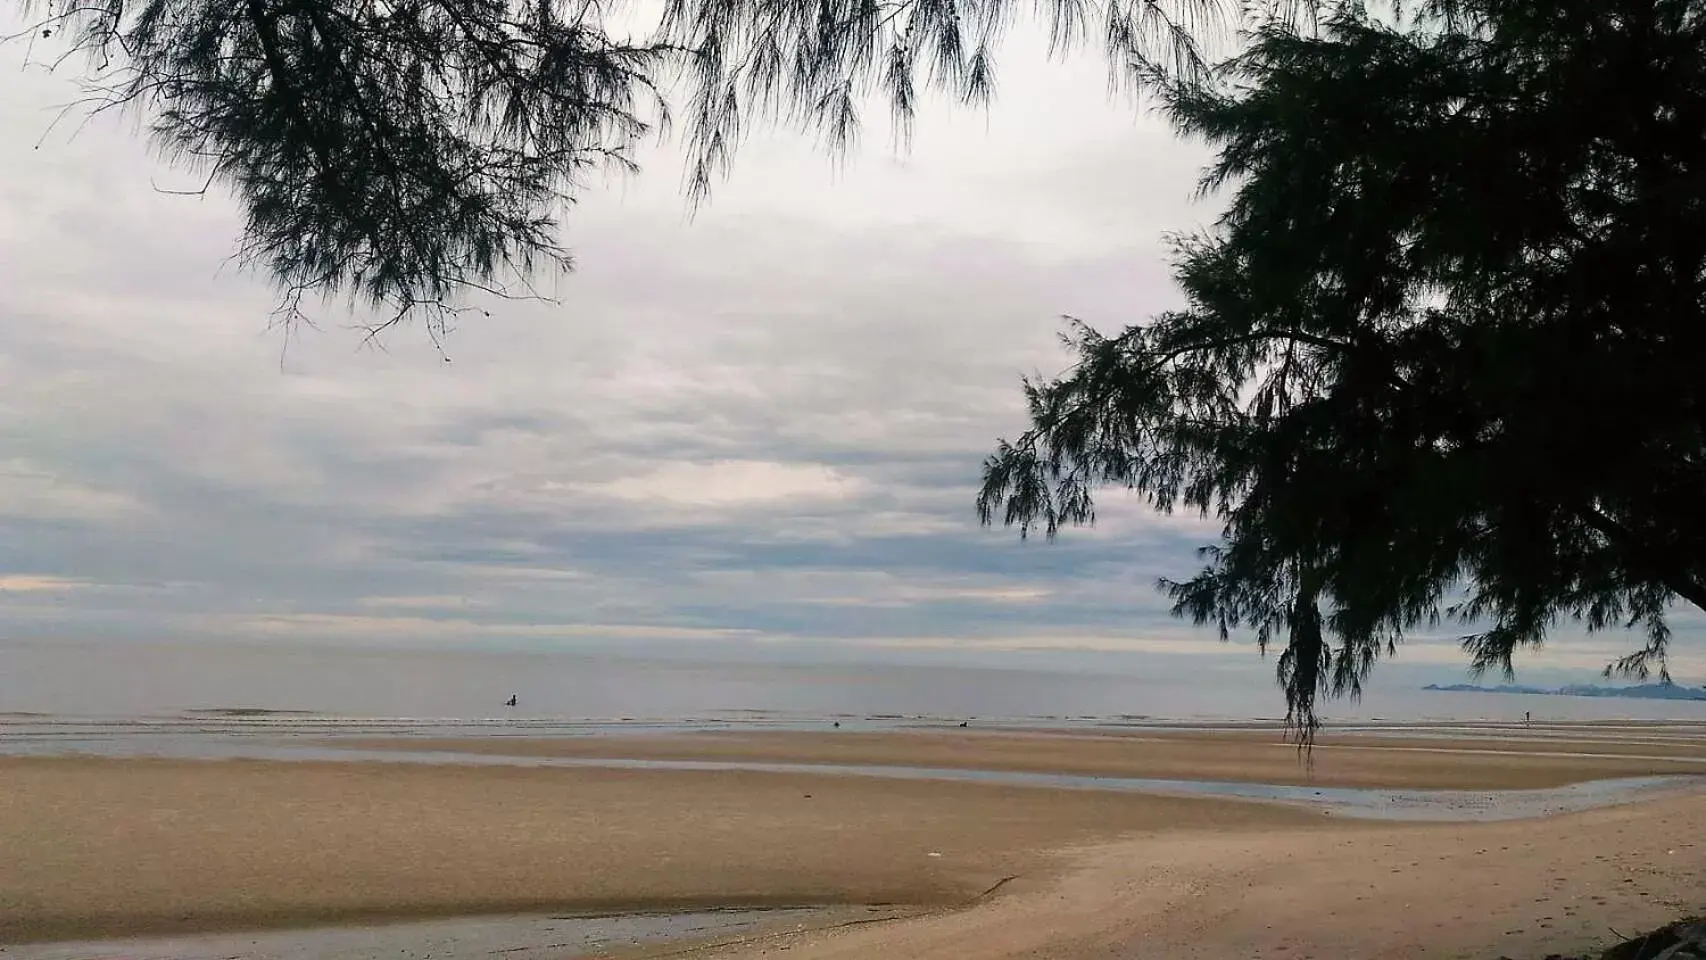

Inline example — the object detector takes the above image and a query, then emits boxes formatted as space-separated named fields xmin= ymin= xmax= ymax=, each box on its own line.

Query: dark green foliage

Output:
xmin=979 ymin=0 xmax=1706 ymax=739
xmin=23 ymin=0 xmax=667 ymax=330
xmin=655 ymin=0 xmax=1311 ymax=202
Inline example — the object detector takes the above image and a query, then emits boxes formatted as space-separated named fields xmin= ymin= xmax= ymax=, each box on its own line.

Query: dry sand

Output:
xmin=0 ymin=756 xmax=1319 ymax=943
xmin=675 ymin=793 xmax=1705 ymax=960
xmin=335 ymin=726 xmax=1706 ymax=789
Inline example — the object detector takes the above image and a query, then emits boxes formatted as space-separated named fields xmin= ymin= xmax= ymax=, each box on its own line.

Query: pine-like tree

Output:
xmin=979 ymin=1 xmax=1706 ymax=737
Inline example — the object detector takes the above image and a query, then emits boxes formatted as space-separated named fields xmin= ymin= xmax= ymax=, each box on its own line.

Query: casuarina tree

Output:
xmin=978 ymin=0 xmax=1706 ymax=738
xmin=11 ymin=0 xmax=1309 ymax=330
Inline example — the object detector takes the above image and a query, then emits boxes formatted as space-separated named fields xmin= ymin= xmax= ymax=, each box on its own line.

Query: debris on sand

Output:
xmin=1541 ymin=918 xmax=1706 ymax=960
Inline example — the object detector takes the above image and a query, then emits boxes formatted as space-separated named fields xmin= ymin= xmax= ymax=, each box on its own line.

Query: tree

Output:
xmin=978 ymin=0 xmax=1706 ymax=739
xmin=12 ymin=0 xmax=1316 ymax=329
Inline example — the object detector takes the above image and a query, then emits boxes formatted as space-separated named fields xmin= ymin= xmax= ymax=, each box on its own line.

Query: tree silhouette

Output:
xmin=978 ymin=0 xmax=1706 ymax=739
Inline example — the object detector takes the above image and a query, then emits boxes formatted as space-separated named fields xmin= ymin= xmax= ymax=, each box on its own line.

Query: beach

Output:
xmin=2 ymin=724 xmax=1703 ymax=958
xmin=687 ymin=792 xmax=1705 ymax=960
xmin=0 ymin=754 xmax=1318 ymax=943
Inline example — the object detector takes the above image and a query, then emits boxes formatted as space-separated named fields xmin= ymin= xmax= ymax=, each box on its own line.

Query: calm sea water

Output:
xmin=4 ymin=638 xmax=1706 ymax=725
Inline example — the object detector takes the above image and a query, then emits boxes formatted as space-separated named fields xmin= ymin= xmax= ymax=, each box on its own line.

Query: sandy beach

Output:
xmin=3 ymin=726 xmax=1703 ymax=958
xmin=686 ymin=793 xmax=1705 ymax=960
xmin=0 ymin=755 xmax=1318 ymax=943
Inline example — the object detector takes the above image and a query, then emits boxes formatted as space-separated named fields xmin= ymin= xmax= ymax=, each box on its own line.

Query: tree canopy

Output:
xmin=15 ymin=0 xmax=1317 ymax=328
xmin=978 ymin=0 xmax=1706 ymax=737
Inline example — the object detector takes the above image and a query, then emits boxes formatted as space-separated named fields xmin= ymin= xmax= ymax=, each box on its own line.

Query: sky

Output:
xmin=0 ymin=16 xmax=1700 ymax=689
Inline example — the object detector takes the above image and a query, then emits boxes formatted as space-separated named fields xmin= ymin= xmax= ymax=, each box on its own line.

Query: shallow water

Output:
xmin=4 ymin=714 xmax=1700 ymax=822
xmin=311 ymin=749 xmax=1703 ymax=822
xmin=0 ymin=908 xmax=843 ymax=960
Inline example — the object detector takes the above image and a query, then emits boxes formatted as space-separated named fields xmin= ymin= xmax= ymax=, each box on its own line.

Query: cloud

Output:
xmin=591 ymin=459 xmax=866 ymax=509
xmin=0 ymin=575 xmax=88 ymax=593
xmin=0 ymin=461 xmax=150 ymax=523
xmin=208 ymin=613 xmax=761 ymax=643
xmin=805 ymin=584 xmax=1055 ymax=608
xmin=358 ymin=595 xmax=492 ymax=611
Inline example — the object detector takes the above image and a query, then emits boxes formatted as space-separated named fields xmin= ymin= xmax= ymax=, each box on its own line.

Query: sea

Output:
xmin=4 ymin=637 xmax=1705 ymax=729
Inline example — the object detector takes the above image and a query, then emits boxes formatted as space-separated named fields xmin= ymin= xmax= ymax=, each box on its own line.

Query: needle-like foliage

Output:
xmin=16 ymin=0 xmax=1329 ymax=323
xmin=20 ymin=0 xmax=675 ymax=333
xmin=979 ymin=0 xmax=1706 ymax=740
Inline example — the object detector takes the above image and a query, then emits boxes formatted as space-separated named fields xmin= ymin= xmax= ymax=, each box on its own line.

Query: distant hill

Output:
xmin=1423 ymin=682 xmax=1706 ymax=702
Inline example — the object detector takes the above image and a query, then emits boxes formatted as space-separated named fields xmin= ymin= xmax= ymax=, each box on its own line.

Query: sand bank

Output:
xmin=333 ymin=726 xmax=1706 ymax=790
xmin=0 ymin=756 xmax=1321 ymax=943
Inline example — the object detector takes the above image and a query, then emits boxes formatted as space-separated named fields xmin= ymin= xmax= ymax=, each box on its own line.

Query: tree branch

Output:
xmin=1578 ymin=507 xmax=1706 ymax=613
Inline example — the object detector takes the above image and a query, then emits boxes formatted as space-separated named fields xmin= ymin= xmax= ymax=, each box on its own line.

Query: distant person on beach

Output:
xmin=1524 ymin=711 xmax=1531 ymax=726
xmin=505 ymin=694 xmax=518 ymax=708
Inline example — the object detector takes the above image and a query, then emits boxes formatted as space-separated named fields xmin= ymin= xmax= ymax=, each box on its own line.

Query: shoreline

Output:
xmin=326 ymin=725 xmax=1706 ymax=791
xmin=298 ymin=751 xmax=1706 ymax=822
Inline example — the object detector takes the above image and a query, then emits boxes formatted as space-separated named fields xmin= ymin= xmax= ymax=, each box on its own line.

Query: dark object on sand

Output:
xmin=1543 ymin=917 xmax=1706 ymax=960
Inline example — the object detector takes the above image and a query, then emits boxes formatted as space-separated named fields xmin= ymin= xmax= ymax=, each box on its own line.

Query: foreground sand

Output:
xmin=678 ymin=793 xmax=1705 ymax=960
xmin=0 ymin=756 xmax=1321 ymax=943
xmin=335 ymin=725 xmax=1706 ymax=789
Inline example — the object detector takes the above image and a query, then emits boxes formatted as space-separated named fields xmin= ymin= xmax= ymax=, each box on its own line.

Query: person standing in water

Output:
xmin=505 ymin=694 xmax=518 ymax=708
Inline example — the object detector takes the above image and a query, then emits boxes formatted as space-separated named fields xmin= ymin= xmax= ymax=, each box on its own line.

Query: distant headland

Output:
xmin=1423 ymin=681 xmax=1706 ymax=702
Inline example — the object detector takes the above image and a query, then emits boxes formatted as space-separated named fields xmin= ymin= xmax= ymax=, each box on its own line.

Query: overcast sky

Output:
xmin=0 ymin=20 xmax=1699 ymax=684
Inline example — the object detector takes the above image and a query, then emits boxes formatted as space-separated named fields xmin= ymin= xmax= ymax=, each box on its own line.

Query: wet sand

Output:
xmin=0 ymin=756 xmax=1322 ymax=944
xmin=335 ymin=726 xmax=1706 ymax=789
xmin=677 ymin=793 xmax=1706 ymax=960
xmin=2 ymin=909 xmax=855 ymax=960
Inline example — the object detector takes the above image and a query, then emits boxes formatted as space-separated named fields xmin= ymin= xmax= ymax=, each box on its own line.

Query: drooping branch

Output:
xmin=1577 ymin=508 xmax=1706 ymax=616
xmin=981 ymin=1 xmax=1706 ymax=738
